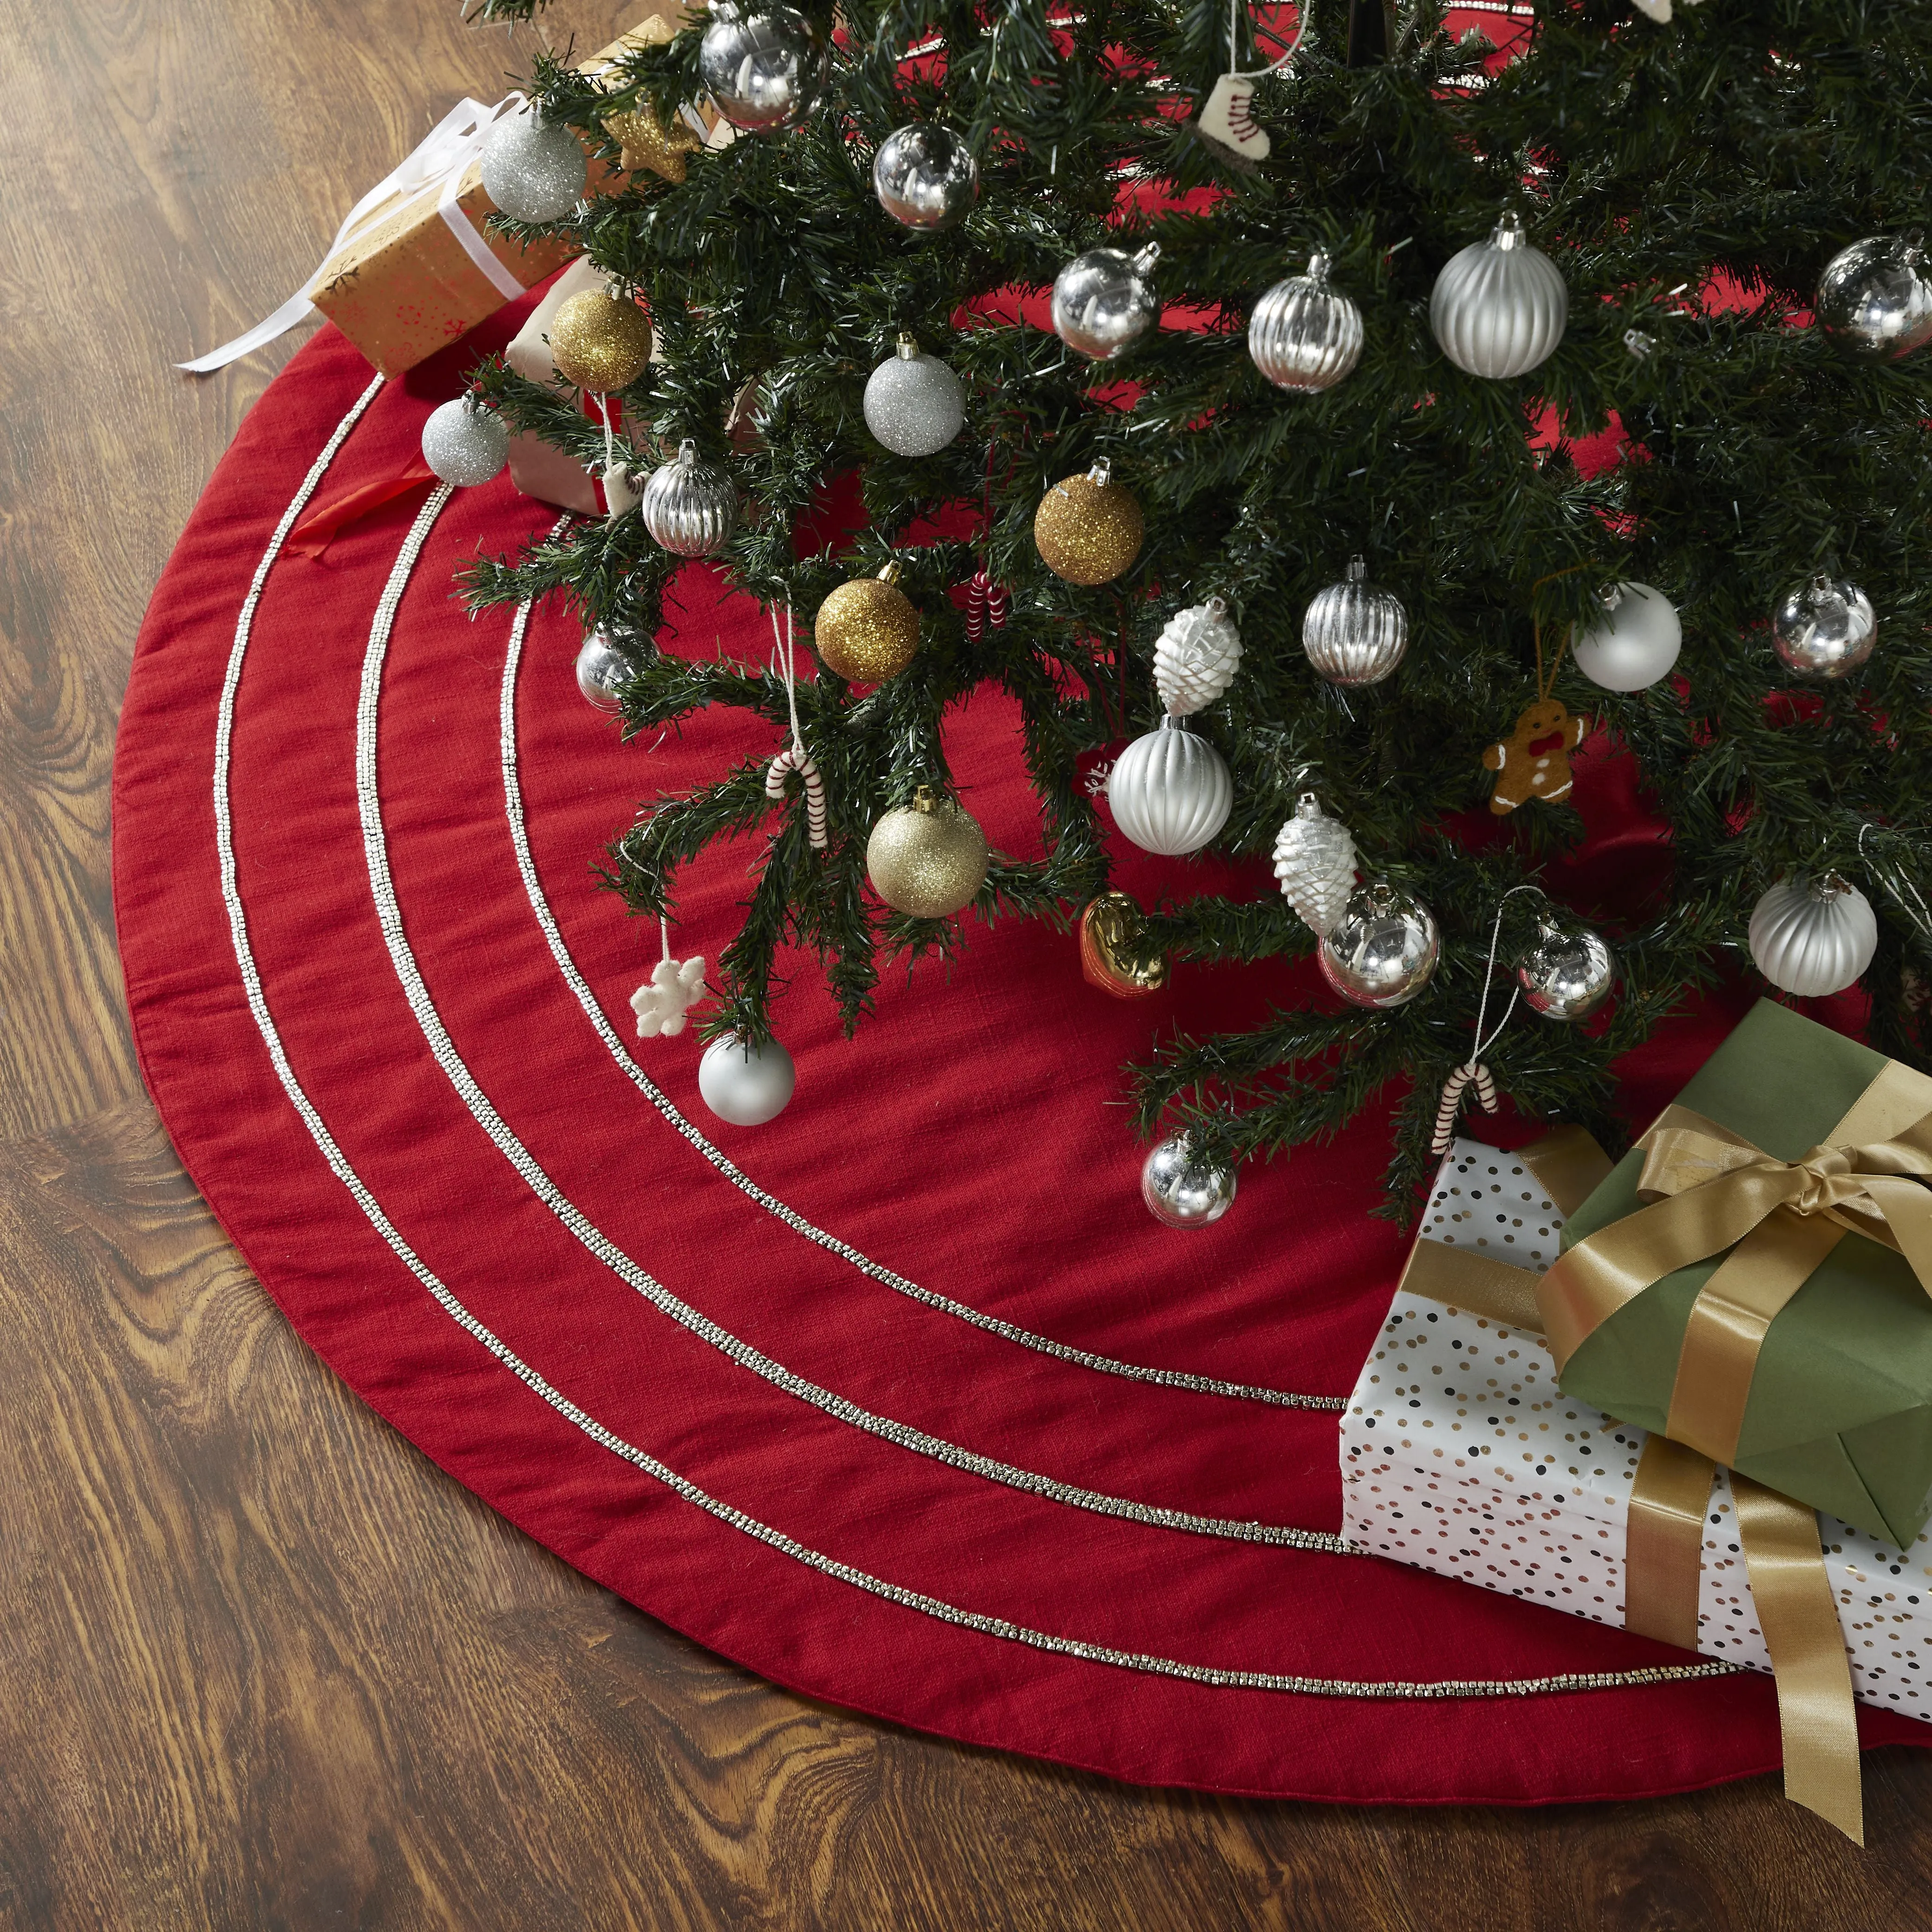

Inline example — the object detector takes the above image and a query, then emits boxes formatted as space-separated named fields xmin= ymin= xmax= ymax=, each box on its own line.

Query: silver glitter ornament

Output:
xmin=1571 ymin=581 xmax=1682 ymax=692
xmin=699 ymin=0 xmax=826 ymax=131
xmin=480 ymin=106 xmax=588 ymax=223
xmin=1429 ymin=211 xmax=1568 ymax=380
xmin=420 ymin=397 xmax=509 ymax=487
xmin=1817 ymin=231 xmax=1932 ymax=360
xmin=1318 ymin=881 xmax=1440 ymax=1009
xmin=1107 ymin=716 xmax=1233 ymax=856
xmin=697 ymin=1032 xmax=796 ymax=1126
xmin=1302 ymin=557 xmax=1408 ymax=687
xmin=1247 ymin=250 xmax=1364 ymax=393
xmin=641 ymin=439 xmax=738 ymax=557
xmin=574 ymin=630 xmax=629 ymax=712
xmin=1152 ymin=597 xmax=1241 ymax=716
xmin=863 ymin=334 xmax=965 ymax=456
xmin=1772 ymin=572 xmax=1876 ymax=680
xmin=1052 ymin=242 xmax=1161 ymax=360
xmin=1748 ymin=873 xmax=1878 ymax=999
xmin=1140 ymin=1134 xmax=1237 ymax=1229
xmin=1516 ymin=917 xmax=1614 ymax=1021
xmin=872 ymin=124 xmax=979 ymax=232
xmin=1272 ymin=794 xmax=1358 ymax=939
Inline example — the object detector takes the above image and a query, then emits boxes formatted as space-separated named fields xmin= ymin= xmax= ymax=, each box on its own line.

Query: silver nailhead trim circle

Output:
xmin=207 ymin=379 xmax=1736 ymax=1701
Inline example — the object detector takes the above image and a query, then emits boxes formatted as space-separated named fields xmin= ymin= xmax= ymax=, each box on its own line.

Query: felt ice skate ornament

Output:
xmin=1630 ymin=0 xmax=1702 ymax=23
xmin=1189 ymin=0 xmax=1310 ymax=171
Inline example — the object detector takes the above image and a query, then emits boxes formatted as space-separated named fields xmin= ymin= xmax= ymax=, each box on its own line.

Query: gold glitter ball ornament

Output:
xmin=866 ymin=787 xmax=990 ymax=919
xmin=813 ymin=563 xmax=920 ymax=682
xmin=607 ymin=104 xmax=702 ymax=183
xmin=550 ymin=288 xmax=655 ymax=392
xmin=1033 ymin=459 xmax=1144 ymax=586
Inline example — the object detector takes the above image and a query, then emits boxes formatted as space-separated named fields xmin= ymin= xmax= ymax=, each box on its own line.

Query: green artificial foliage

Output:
xmin=460 ymin=0 xmax=1932 ymax=1214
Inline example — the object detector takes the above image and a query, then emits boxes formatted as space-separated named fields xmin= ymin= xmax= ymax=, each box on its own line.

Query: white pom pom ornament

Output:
xmin=1153 ymin=598 xmax=1242 ymax=716
xmin=1747 ymin=873 xmax=1879 ymax=999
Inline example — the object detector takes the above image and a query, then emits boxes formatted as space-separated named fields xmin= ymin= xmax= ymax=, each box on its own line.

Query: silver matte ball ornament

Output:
xmin=480 ymin=106 xmax=588 ymax=223
xmin=1817 ymin=231 xmax=1932 ymax=360
xmin=863 ymin=334 xmax=965 ymax=456
xmin=1748 ymin=873 xmax=1879 ymax=999
xmin=1248 ymin=249 xmax=1364 ymax=394
xmin=641 ymin=440 xmax=738 ymax=557
xmin=1140 ymin=1135 xmax=1237 ymax=1230
xmin=1429 ymin=210 xmax=1568 ymax=380
xmin=1318 ymin=881 xmax=1440 ymax=1009
xmin=420 ymin=397 xmax=509 ymax=487
xmin=1772 ymin=573 xmax=1877 ymax=680
xmin=1152 ymin=598 xmax=1242 ymax=716
xmin=1107 ymin=716 xmax=1233 ymax=857
xmin=1517 ymin=918 xmax=1615 ymax=1021
xmin=1272 ymin=794 xmax=1358 ymax=939
xmin=1052 ymin=242 xmax=1162 ymax=360
xmin=697 ymin=1032 xmax=797 ymax=1126
xmin=872 ymin=124 xmax=979 ymax=232
xmin=574 ymin=630 xmax=630 ymax=712
xmin=699 ymin=0 xmax=826 ymax=131
xmin=1571 ymin=581 xmax=1682 ymax=692
xmin=1302 ymin=556 xmax=1409 ymax=687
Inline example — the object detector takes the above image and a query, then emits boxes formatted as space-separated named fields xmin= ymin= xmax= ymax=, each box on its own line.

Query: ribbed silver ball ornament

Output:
xmin=1247 ymin=250 xmax=1364 ymax=393
xmin=1152 ymin=597 xmax=1241 ymax=716
xmin=1772 ymin=573 xmax=1876 ymax=680
xmin=1517 ymin=918 xmax=1614 ymax=1020
xmin=1051 ymin=242 xmax=1162 ymax=360
xmin=872 ymin=124 xmax=979 ymax=232
xmin=640 ymin=440 xmax=738 ymax=557
xmin=1429 ymin=211 xmax=1568 ymax=380
xmin=1106 ymin=717 xmax=1233 ymax=856
xmin=574 ymin=630 xmax=629 ymax=712
xmin=1817 ymin=231 xmax=1932 ymax=360
xmin=1272 ymin=794 xmax=1358 ymax=938
xmin=863 ymin=334 xmax=965 ymax=456
xmin=699 ymin=0 xmax=826 ymax=131
xmin=1748 ymin=873 xmax=1879 ymax=998
xmin=1318 ymin=881 xmax=1440 ymax=1009
xmin=420 ymin=397 xmax=509 ymax=487
xmin=480 ymin=106 xmax=588 ymax=223
xmin=1140 ymin=1134 xmax=1237 ymax=1229
xmin=1302 ymin=557 xmax=1408 ymax=687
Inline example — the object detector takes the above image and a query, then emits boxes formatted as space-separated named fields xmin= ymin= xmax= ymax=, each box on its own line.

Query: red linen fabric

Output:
xmin=113 ymin=302 xmax=1927 ymax=1808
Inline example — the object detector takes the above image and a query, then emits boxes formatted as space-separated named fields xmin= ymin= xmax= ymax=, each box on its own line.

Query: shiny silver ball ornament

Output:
xmin=1106 ymin=716 xmax=1233 ymax=857
xmin=641 ymin=439 xmax=738 ymax=557
xmin=872 ymin=124 xmax=979 ymax=232
xmin=1516 ymin=918 xmax=1614 ymax=1021
xmin=1748 ymin=872 xmax=1879 ymax=999
xmin=420 ymin=397 xmax=509 ymax=487
xmin=1152 ymin=597 xmax=1241 ymax=716
xmin=574 ymin=630 xmax=629 ymax=712
xmin=1571 ymin=581 xmax=1682 ymax=692
xmin=697 ymin=1032 xmax=797 ymax=1126
xmin=1429 ymin=210 xmax=1568 ymax=380
xmin=1272 ymin=794 xmax=1358 ymax=939
xmin=1052 ymin=242 xmax=1162 ymax=360
xmin=863 ymin=334 xmax=965 ymax=456
xmin=1302 ymin=556 xmax=1409 ymax=687
xmin=1247 ymin=249 xmax=1364 ymax=393
xmin=1772 ymin=573 xmax=1876 ymax=680
xmin=1140 ymin=1134 xmax=1237 ymax=1230
xmin=1817 ymin=231 xmax=1932 ymax=360
xmin=1318 ymin=881 xmax=1440 ymax=1009
xmin=480 ymin=106 xmax=588 ymax=223
xmin=699 ymin=0 xmax=826 ymax=131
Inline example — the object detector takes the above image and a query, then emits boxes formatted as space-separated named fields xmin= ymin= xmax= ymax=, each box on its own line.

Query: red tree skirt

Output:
xmin=113 ymin=308 xmax=1928 ymax=1806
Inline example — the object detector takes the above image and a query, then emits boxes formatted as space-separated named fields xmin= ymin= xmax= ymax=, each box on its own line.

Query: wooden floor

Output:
xmin=5 ymin=3 xmax=1932 ymax=1925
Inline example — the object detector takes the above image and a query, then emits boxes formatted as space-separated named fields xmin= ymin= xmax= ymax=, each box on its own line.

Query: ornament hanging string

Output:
xmin=1431 ymin=884 xmax=1539 ymax=1155
xmin=1857 ymin=823 xmax=1932 ymax=946
xmin=764 ymin=603 xmax=828 ymax=849
xmin=1225 ymin=0 xmax=1311 ymax=78
xmin=1530 ymin=563 xmax=1590 ymax=704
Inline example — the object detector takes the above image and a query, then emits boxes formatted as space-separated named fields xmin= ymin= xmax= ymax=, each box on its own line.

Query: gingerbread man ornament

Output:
xmin=1483 ymin=696 xmax=1585 ymax=815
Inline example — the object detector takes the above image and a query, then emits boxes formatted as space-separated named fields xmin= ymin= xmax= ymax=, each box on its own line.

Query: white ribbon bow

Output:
xmin=180 ymin=93 xmax=537 ymax=373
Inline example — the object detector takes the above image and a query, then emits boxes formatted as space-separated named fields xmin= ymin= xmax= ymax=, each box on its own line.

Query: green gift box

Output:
xmin=1557 ymin=999 xmax=1932 ymax=1550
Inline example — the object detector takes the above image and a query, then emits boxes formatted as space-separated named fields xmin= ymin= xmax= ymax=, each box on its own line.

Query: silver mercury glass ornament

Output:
xmin=1771 ymin=573 xmax=1876 ymax=680
xmin=480 ymin=105 xmax=588 ymax=223
xmin=698 ymin=0 xmax=826 ymax=131
xmin=872 ymin=124 xmax=979 ymax=232
xmin=420 ymin=396 xmax=509 ymax=487
xmin=1302 ymin=556 xmax=1409 ymax=687
xmin=574 ymin=630 xmax=629 ymax=712
xmin=1816 ymin=230 xmax=1932 ymax=360
xmin=1748 ymin=872 xmax=1879 ymax=999
xmin=1517 ymin=917 xmax=1615 ymax=1021
xmin=1429 ymin=210 xmax=1569 ymax=380
xmin=1247 ymin=249 xmax=1364 ymax=393
xmin=863 ymin=334 xmax=966 ymax=456
xmin=1318 ymin=881 xmax=1440 ymax=1009
xmin=1051 ymin=242 xmax=1162 ymax=360
xmin=640 ymin=440 xmax=739 ymax=557
xmin=1140 ymin=1133 xmax=1237 ymax=1229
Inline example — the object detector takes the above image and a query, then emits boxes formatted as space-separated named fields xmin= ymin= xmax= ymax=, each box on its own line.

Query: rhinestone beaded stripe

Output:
xmin=211 ymin=378 xmax=1736 ymax=1701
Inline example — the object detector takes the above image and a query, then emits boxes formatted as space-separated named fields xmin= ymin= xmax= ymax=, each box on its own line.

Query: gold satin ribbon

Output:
xmin=1624 ymin=1436 xmax=1713 ymax=1652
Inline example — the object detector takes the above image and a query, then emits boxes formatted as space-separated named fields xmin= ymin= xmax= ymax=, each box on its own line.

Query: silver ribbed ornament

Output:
xmin=480 ymin=107 xmax=587 ymax=223
xmin=1106 ymin=716 xmax=1232 ymax=856
xmin=1272 ymin=795 xmax=1358 ymax=938
xmin=699 ymin=0 xmax=826 ymax=131
xmin=1247 ymin=250 xmax=1364 ymax=393
xmin=420 ymin=397 xmax=509 ymax=487
xmin=1817 ymin=231 xmax=1932 ymax=360
xmin=1302 ymin=556 xmax=1408 ymax=686
xmin=1140 ymin=1134 xmax=1237 ymax=1229
xmin=872 ymin=124 xmax=979 ymax=231
xmin=863 ymin=334 xmax=965 ymax=456
xmin=1517 ymin=917 xmax=1614 ymax=1020
xmin=1052 ymin=242 xmax=1161 ymax=360
xmin=1748 ymin=873 xmax=1879 ymax=998
xmin=1772 ymin=573 xmax=1876 ymax=680
xmin=1152 ymin=598 xmax=1241 ymax=716
xmin=574 ymin=631 xmax=629 ymax=712
xmin=1429 ymin=211 xmax=1568 ymax=380
xmin=1318 ymin=881 xmax=1439 ymax=1009
xmin=641 ymin=440 xmax=738 ymax=557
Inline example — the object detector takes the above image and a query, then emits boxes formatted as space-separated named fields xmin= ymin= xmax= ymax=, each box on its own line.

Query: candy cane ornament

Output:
xmin=766 ymin=604 xmax=828 ymax=850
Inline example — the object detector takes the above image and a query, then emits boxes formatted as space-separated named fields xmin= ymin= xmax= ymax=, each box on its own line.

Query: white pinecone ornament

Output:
xmin=1153 ymin=596 xmax=1242 ymax=716
xmin=1272 ymin=793 xmax=1358 ymax=937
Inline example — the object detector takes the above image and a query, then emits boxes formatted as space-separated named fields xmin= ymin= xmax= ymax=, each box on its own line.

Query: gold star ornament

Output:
xmin=607 ymin=104 xmax=702 ymax=183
